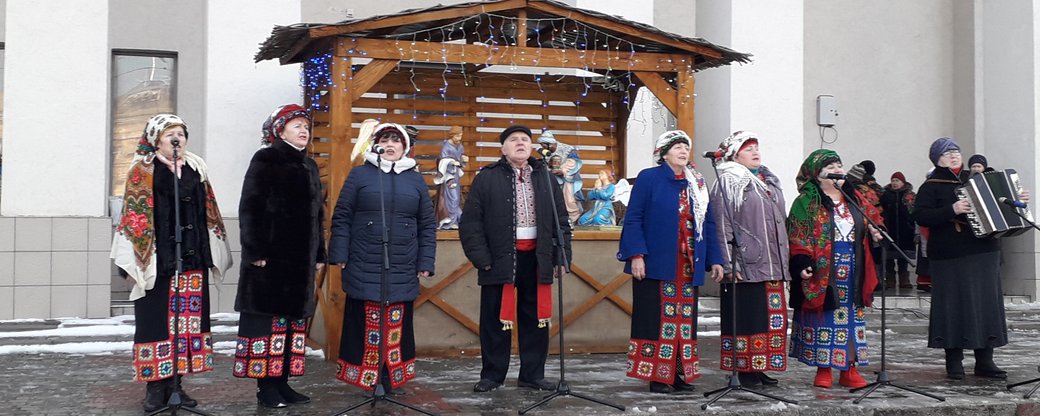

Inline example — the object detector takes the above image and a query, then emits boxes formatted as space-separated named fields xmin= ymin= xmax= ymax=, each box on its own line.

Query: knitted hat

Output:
xmin=499 ymin=125 xmax=533 ymax=143
xmin=859 ymin=160 xmax=876 ymax=176
xmin=891 ymin=171 xmax=906 ymax=182
xmin=929 ymin=137 xmax=960 ymax=165
xmin=968 ymin=154 xmax=988 ymax=168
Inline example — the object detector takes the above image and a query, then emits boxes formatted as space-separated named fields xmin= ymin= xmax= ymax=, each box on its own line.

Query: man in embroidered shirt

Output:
xmin=460 ymin=125 xmax=572 ymax=393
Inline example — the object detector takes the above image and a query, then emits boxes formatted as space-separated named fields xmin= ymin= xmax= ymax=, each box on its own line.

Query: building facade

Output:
xmin=1 ymin=0 xmax=1037 ymax=319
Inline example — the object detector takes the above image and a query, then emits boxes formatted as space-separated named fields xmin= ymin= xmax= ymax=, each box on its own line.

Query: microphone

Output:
xmin=823 ymin=173 xmax=846 ymax=180
xmin=999 ymin=197 xmax=1028 ymax=209
xmin=170 ymin=138 xmax=181 ymax=148
xmin=536 ymin=147 xmax=553 ymax=158
xmin=702 ymin=150 xmax=724 ymax=159
xmin=371 ymin=144 xmax=386 ymax=154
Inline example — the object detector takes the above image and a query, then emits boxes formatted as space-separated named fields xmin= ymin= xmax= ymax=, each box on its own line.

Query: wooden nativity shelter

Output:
xmin=255 ymin=0 xmax=750 ymax=359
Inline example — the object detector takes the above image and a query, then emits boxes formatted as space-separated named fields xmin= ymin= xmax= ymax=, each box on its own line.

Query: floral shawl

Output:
xmin=110 ymin=154 xmax=232 ymax=301
xmin=787 ymin=149 xmax=882 ymax=311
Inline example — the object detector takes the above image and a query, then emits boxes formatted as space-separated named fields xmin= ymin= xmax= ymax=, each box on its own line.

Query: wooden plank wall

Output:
xmin=306 ymin=67 xmax=625 ymax=196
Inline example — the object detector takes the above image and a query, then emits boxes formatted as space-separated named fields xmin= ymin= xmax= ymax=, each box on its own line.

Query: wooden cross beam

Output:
xmin=337 ymin=37 xmax=693 ymax=73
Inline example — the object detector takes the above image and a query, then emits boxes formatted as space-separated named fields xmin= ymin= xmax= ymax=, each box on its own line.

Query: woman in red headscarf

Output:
xmin=234 ymin=104 xmax=326 ymax=408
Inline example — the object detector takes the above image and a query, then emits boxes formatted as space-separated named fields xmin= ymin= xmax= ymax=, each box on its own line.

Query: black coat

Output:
xmin=880 ymin=183 xmax=916 ymax=250
xmin=328 ymin=163 xmax=436 ymax=303
xmin=913 ymin=167 xmax=1000 ymax=259
xmin=153 ymin=165 xmax=213 ymax=278
xmin=235 ymin=139 xmax=326 ymax=319
xmin=459 ymin=157 xmax=572 ymax=286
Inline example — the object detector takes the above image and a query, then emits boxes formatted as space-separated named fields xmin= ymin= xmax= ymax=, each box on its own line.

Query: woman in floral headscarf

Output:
xmin=708 ymin=131 xmax=789 ymax=386
xmin=110 ymin=114 xmax=233 ymax=412
xmin=234 ymin=104 xmax=326 ymax=408
xmin=787 ymin=149 xmax=881 ymax=389
xmin=618 ymin=130 xmax=724 ymax=394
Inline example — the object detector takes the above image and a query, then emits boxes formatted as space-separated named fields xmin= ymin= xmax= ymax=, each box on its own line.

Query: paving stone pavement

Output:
xmin=5 ymin=306 xmax=1040 ymax=415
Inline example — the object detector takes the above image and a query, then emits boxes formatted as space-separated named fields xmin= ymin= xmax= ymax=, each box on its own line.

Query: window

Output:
xmin=110 ymin=51 xmax=176 ymax=196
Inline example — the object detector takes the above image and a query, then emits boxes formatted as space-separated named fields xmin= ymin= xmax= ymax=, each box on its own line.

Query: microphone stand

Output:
xmin=1005 ymin=207 xmax=1040 ymax=398
xmin=829 ymin=179 xmax=944 ymax=404
xmin=149 ymin=139 xmax=214 ymax=416
xmin=519 ymin=156 xmax=624 ymax=414
xmin=334 ymin=150 xmax=438 ymax=416
xmin=700 ymin=157 xmax=798 ymax=410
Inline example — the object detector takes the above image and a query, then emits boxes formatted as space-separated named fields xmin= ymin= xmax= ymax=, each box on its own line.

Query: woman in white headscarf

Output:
xmin=111 ymin=114 xmax=232 ymax=412
xmin=329 ymin=123 xmax=437 ymax=393
xmin=708 ymin=131 xmax=790 ymax=386
xmin=617 ymin=130 xmax=724 ymax=394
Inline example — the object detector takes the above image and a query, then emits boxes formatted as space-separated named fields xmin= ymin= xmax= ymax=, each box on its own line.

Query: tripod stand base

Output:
xmin=334 ymin=384 xmax=439 ymax=416
xmin=850 ymin=371 xmax=944 ymax=404
xmin=701 ymin=375 xmax=798 ymax=410
xmin=518 ymin=381 xmax=624 ymax=415
xmin=1007 ymin=377 xmax=1040 ymax=399
xmin=147 ymin=391 xmax=214 ymax=416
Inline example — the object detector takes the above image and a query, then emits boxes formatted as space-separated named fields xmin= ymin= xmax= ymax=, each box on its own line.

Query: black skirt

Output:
xmin=928 ymin=251 xmax=1008 ymax=349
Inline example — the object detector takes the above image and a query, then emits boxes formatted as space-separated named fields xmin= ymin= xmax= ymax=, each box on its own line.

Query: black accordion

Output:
xmin=955 ymin=169 xmax=1033 ymax=238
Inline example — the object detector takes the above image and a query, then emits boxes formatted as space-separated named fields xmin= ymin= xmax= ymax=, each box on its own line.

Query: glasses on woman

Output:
xmin=942 ymin=150 xmax=961 ymax=158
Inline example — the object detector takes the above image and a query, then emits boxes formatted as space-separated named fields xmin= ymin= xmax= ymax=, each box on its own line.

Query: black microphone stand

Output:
xmin=149 ymin=139 xmax=214 ymax=416
xmin=334 ymin=150 xmax=438 ymax=416
xmin=519 ymin=156 xmax=624 ymax=414
xmin=829 ymin=179 xmax=944 ymax=404
xmin=1005 ymin=207 xmax=1040 ymax=399
xmin=701 ymin=157 xmax=798 ymax=410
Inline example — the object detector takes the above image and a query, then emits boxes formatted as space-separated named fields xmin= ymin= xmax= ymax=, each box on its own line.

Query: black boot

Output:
xmin=142 ymin=380 xmax=168 ymax=412
xmin=275 ymin=374 xmax=310 ymax=404
xmin=945 ymin=348 xmax=965 ymax=380
xmin=257 ymin=378 xmax=288 ymax=408
xmin=171 ymin=377 xmax=198 ymax=407
xmin=973 ymin=348 xmax=1008 ymax=379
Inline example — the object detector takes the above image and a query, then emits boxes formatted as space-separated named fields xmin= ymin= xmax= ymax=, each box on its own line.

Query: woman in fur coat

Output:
xmin=234 ymin=104 xmax=326 ymax=408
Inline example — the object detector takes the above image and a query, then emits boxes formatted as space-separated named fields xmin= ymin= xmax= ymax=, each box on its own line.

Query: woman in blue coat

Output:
xmin=618 ymin=130 xmax=724 ymax=394
xmin=329 ymin=123 xmax=436 ymax=393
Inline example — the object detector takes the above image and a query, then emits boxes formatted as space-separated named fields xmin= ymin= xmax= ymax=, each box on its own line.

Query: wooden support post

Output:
xmin=320 ymin=45 xmax=353 ymax=361
xmin=676 ymin=69 xmax=695 ymax=140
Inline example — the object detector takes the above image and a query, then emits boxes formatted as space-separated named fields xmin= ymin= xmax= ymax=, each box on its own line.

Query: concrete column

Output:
xmin=1 ymin=0 xmax=109 ymax=216
xmin=696 ymin=0 xmax=804 ymax=202
xmin=978 ymin=0 xmax=1040 ymax=299
xmin=203 ymin=0 xmax=303 ymax=216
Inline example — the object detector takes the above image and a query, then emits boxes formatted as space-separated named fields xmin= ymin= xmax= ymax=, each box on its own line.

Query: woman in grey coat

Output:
xmin=709 ymin=131 xmax=790 ymax=386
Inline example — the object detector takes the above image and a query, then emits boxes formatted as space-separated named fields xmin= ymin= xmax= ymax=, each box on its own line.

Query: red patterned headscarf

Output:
xmin=261 ymin=104 xmax=310 ymax=146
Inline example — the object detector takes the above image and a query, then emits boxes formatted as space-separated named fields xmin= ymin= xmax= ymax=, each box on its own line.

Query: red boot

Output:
xmin=813 ymin=367 xmax=832 ymax=388
xmin=839 ymin=366 xmax=868 ymax=388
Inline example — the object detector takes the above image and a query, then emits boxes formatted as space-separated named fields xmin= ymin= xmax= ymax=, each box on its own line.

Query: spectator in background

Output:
xmin=880 ymin=172 xmax=916 ymax=289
